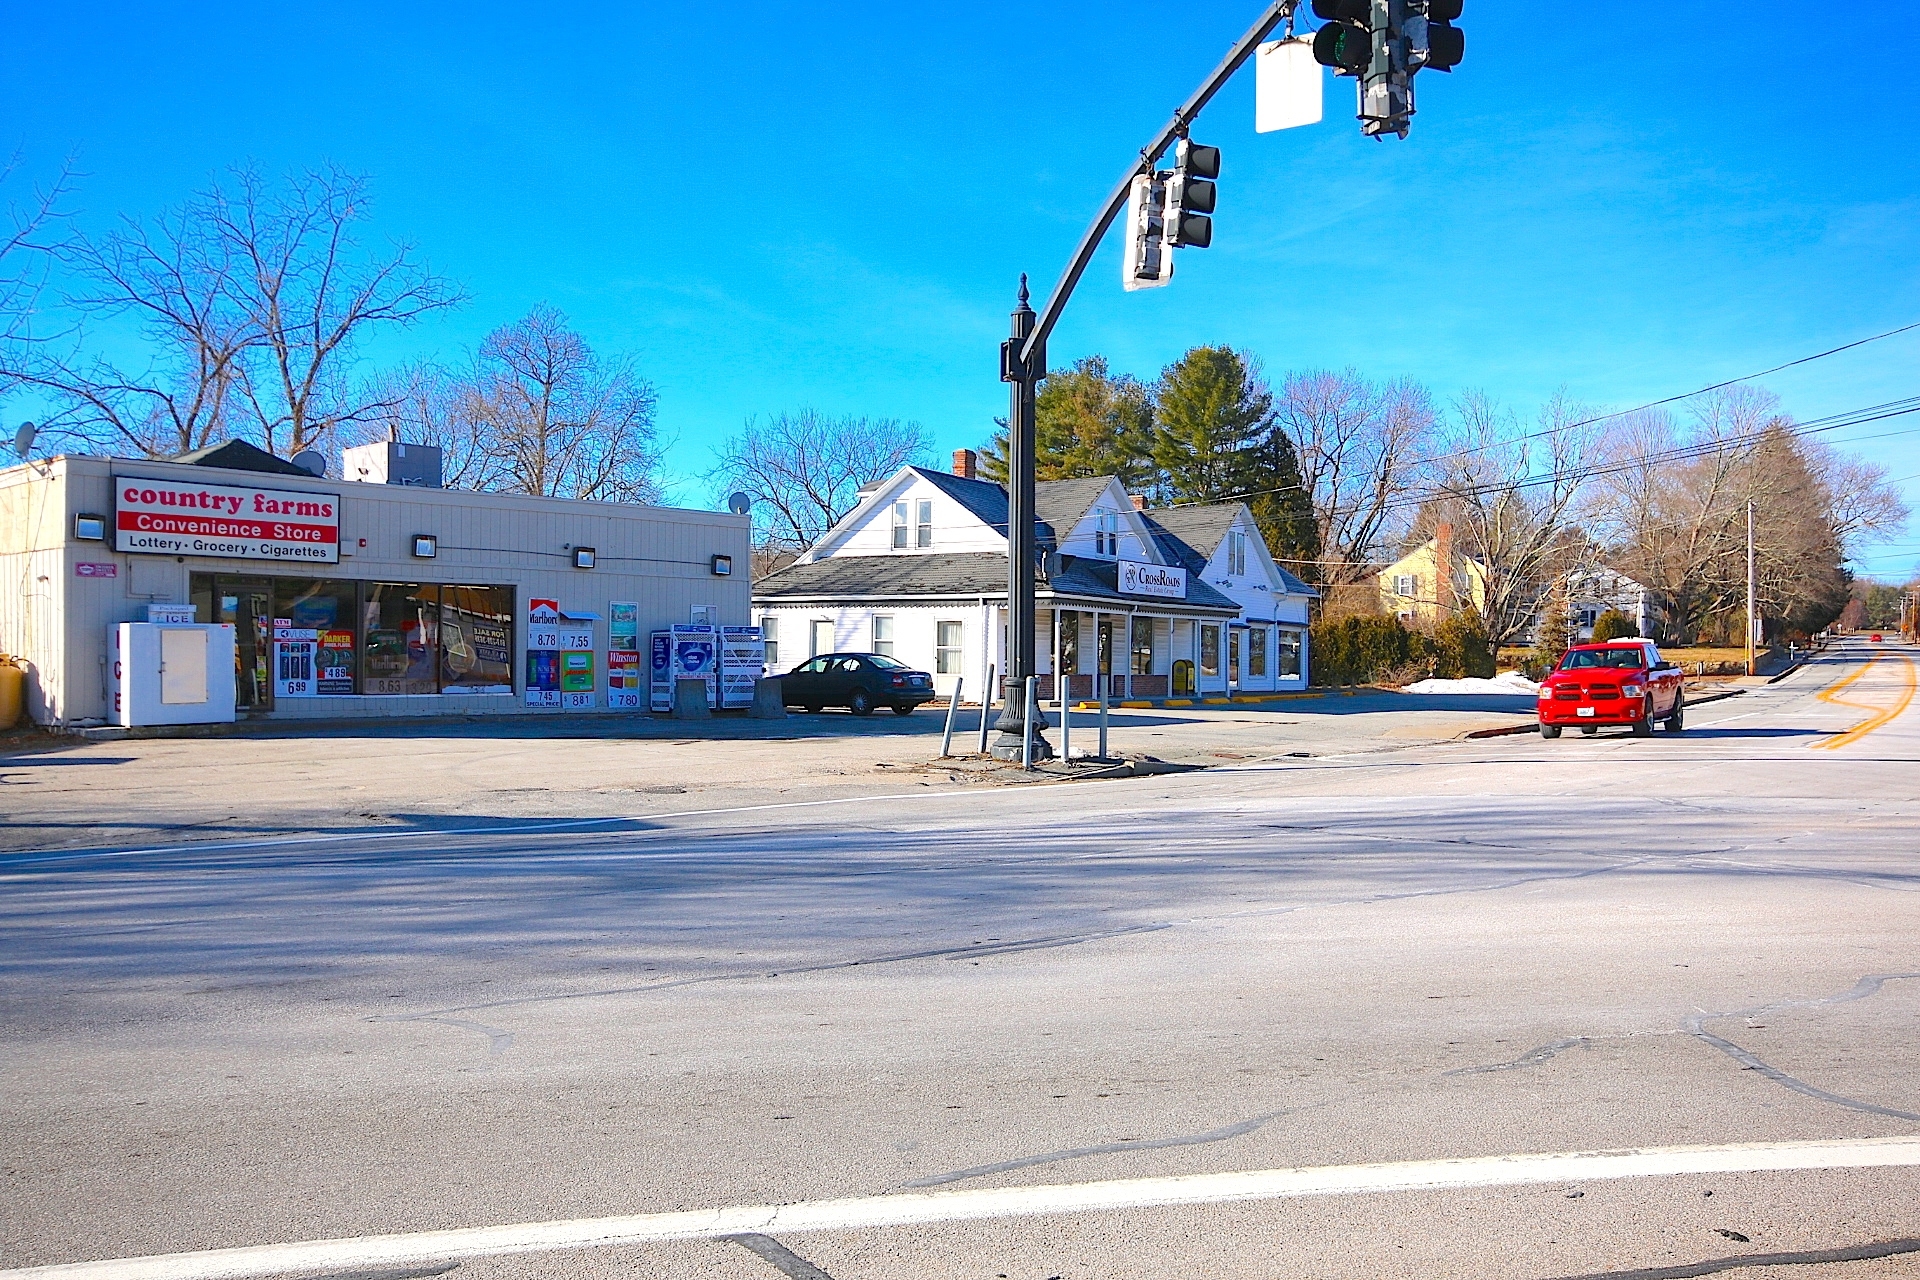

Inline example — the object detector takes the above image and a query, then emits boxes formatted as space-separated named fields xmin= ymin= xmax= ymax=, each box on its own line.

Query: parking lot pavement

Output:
xmin=0 ymin=690 xmax=1549 ymax=854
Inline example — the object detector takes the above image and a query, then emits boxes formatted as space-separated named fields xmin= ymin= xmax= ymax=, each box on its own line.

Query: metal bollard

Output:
xmin=939 ymin=677 xmax=963 ymax=757
xmin=1022 ymin=675 xmax=1037 ymax=770
xmin=977 ymin=664 xmax=995 ymax=756
xmin=1098 ymin=679 xmax=1109 ymax=760
xmin=1060 ymin=679 xmax=1072 ymax=762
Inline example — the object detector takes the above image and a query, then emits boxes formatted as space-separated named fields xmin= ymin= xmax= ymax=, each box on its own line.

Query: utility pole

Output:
xmin=1746 ymin=498 xmax=1757 ymax=677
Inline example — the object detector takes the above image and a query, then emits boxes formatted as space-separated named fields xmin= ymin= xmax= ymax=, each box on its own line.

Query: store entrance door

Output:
xmin=1228 ymin=629 xmax=1242 ymax=691
xmin=218 ymin=579 xmax=274 ymax=709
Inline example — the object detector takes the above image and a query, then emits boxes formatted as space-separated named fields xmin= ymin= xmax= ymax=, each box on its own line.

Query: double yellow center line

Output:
xmin=1813 ymin=653 xmax=1916 ymax=749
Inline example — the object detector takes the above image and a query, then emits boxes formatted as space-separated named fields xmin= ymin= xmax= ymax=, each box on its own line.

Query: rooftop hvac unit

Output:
xmin=343 ymin=441 xmax=444 ymax=488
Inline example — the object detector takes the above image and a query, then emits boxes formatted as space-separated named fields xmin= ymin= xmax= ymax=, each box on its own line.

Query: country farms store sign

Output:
xmin=1118 ymin=559 xmax=1187 ymax=599
xmin=114 ymin=477 xmax=339 ymax=563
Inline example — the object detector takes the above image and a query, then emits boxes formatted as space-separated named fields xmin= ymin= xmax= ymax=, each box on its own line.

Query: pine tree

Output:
xmin=1153 ymin=346 xmax=1270 ymax=502
xmin=978 ymin=356 xmax=1156 ymax=489
xmin=1236 ymin=425 xmax=1321 ymax=580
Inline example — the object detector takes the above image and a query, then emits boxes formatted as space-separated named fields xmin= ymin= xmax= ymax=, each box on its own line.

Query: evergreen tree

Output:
xmin=979 ymin=356 xmax=1156 ymax=489
xmin=1153 ymin=346 xmax=1318 ymax=575
xmin=1153 ymin=346 xmax=1271 ymax=502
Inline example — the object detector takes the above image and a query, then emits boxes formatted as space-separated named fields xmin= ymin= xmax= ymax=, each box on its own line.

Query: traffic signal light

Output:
xmin=1166 ymin=139 xmax=1219 ymax=249
xmin=1311 ymin=0 xmax=1372 ymax=73
xmin=1122 ymin=172 xmax=1171 ymax=291
xmin=1418 ymin=0 xmax=1465 ymax=71
xmin=1314 ymin=0 xmax=1464 ymax=139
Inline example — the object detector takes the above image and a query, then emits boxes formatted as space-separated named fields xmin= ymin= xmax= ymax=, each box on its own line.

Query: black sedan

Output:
xmin=779 ymin=652 xmax=936 ymax=715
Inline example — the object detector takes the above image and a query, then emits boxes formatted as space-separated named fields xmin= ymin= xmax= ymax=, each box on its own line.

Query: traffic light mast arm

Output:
xmin=1018 ymin=0 xmax=1298 ymax=367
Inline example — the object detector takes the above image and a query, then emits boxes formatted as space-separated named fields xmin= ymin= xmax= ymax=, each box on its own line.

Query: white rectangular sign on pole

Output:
xmin=1255 ymin=38 xmax=1324 ymax=133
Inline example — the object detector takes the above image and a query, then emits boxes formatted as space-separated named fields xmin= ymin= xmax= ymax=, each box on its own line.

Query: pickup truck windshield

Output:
xmin=1560 ymin=647 xmax=1646 ymax=671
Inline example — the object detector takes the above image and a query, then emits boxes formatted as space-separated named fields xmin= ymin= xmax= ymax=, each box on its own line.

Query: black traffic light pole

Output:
xmin=992 ymin=0 xmax=1299 ymax=762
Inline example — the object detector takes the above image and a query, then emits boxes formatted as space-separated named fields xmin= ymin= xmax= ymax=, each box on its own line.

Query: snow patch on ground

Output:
xmin=1401 ymin=671 xmax=1541 ymax=696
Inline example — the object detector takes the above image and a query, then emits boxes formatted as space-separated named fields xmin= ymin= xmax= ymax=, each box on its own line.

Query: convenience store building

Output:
xmin=0 ymin=444 xmax=751 ymax=727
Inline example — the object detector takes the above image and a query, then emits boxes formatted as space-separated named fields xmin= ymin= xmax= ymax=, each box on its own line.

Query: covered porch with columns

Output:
xmin=1036 ymin=593 xmax=1241 ymax=706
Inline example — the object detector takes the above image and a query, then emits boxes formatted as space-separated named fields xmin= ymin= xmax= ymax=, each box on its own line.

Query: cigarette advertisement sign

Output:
xmin=608 ymin=602 xmax=642 ymax=709
xmin=525 ymin=599 xmax=562 ymax=706
xmin=114 ymin=476 xmax=339 ymax=563
xmin=559 ymin=625 xmax=595 ymax=710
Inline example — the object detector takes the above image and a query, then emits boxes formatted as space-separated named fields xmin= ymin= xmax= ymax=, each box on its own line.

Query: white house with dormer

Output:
xmin=751 ymin=450 xmax=1316 ymax=703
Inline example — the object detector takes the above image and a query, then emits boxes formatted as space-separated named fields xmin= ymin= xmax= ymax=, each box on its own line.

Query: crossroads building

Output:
xmin=752 ymin=450 xmax=1316 ymax=703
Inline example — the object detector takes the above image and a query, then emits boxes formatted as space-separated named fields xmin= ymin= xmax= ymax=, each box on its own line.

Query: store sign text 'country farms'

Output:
xmin=114 ymin=477 xmax=340 ymax=563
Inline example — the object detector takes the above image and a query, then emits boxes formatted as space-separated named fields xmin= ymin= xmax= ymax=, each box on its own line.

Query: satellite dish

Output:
xmin=290 ymin=449 xmax=327 ymax=478
xmin=12 ymin=422 xmax=36 ymax=461
xmin=727 ymin=491 xmax=752 ymax=516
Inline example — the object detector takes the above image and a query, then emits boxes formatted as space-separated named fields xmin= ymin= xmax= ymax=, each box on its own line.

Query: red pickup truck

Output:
xmin=1538 ymin=640 xmax=1685 ymax=739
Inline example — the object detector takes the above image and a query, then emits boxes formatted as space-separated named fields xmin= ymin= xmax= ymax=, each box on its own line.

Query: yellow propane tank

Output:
xmin=0 ymin=657 xmax=23 ymax=729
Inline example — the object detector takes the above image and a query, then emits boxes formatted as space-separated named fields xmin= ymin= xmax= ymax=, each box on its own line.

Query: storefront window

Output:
xmin=276 ymin=579 xmax=358 ymax=695
xmin=1279 ymin=628 xmax=1303 ymax=677
xmin=1249 ymin=626 xmax=1268 ymax=677
xmin=363 ymin=584 xmax=440 ymax=695
xmin=1131 ymin=616 xmax=1154 ymax=676
xmin=1201 ymin=625 xmax=1220 ymax=678
xmin=1055 ymin=610 xmax=1079 ymax=675
xmin=439 ymin=585 xmax=514 ymax=693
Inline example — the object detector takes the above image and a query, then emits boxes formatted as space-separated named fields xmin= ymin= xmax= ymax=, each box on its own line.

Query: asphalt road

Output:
xmin=3 ymin=638 xmax=1917 ymax=1280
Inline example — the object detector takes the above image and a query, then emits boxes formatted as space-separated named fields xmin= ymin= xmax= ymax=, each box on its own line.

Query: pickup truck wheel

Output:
xmin=1632 ymin=704 xmax=1655 ymax=736
xmin=1665 ymin=694 xmax=1685 ymax=733
xmin=1540 ymin=724 xmax=1561 ymax=739
xmin=1580 ymin=726 xmax=1598 ymax=736
xmin=848 ymin=690 xmax=874 ymax=716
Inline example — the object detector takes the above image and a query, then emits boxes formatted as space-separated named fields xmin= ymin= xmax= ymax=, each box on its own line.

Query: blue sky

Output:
xmin=6 ymin=3 xmax=1919 ymax=576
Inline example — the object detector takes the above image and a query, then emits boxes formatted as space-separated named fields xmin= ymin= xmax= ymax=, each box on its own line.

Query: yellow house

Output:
xmin=1378 ymin=525 xmax=1488 ymax=625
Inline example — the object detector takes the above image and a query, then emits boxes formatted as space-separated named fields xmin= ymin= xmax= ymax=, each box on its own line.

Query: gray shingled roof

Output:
xmin=756 ymin=550 xmax=1239 ymax=615
xmin=1142 ymin=502 xmax=1320 ymax=597
xmin=757 ymin=552 xmax=1011 ymax=600
xmin=1033 ymin=475 xmax=1115 ymax=547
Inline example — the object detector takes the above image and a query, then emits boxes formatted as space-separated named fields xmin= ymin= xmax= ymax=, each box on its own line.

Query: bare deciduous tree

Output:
xmin=709 ymin=410 xmax=930 ymax=555
xmin=1 ymin=151 xmax=77 ymax=398
xmin=26 ymin=166 xmax=458 ymax=459
xmin=215 ymin=165 xmax=462 ymax=457
xmin=465 ymin=305 xmax=662 ymax=503
xmin=1276 ymin=368 xmax=1437 ymax=587
xmin=1435 ymin=389 xmax=1607 ymax=648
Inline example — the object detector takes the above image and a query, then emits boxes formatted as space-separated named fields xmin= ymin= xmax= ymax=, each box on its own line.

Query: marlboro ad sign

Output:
xmin=1119 ymin=559 xmax=1187 ymax=599
xmin=114 ymin=477 xmax=339 ymax=564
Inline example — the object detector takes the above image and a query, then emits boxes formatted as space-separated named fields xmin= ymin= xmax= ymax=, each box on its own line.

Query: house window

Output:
xmin=891 ymin=501 xmax=909 ymax=550
xmin=1249 ymin=626 xmax=1268 ymax=677
xmin=1131 ymin=616 xmax=1154 ymax=675
xmin=916 ymin=499 xmax=933 ymax=549
xmin=761 ymin=616 xmax=779 ymax=668
xmin=1094 ymin=509 xmax=1120 ymax=557
xmin=1577 ymin=607 xmax=1598 ymax=628
xmin=1393 ymin=573 xmax=1418 ymax=598
xmin=872 ymin=615 xmax=895 ymax=657
xmin=811 ymin=619 xmax=834 ymax=657
xmin=1200 ymin=625 xmax=1220 ymax=678
xmin=936 ymin=620 xmax=963 ymax=674
xmin=1228 ymin=531 xmax=1247 ymax=576
xmin=1279 ymin=629 xmax=1303 ymax=677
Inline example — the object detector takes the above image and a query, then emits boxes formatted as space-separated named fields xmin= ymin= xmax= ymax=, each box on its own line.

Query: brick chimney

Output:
xmin=1131 ymin=494 xmax=1147 ymax=511
xmin=1433 ymin=522 xmax=1455 ymax=616
xmin=952 ymin=448 xmax=977 ymax=480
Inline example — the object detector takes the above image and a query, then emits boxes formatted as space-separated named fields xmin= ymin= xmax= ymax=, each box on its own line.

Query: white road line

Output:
xmin=9 ymin=1137 xmax=1920 ymax=1280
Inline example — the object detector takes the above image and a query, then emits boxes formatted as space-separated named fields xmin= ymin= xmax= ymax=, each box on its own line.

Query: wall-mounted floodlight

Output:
xmin=74 ymin=513 xmax=107 ymax=541
xmin=711 ymin=554 xmax=733 ymax=577
xmin=573 ymin=547 xmax=596 ymax=569
xmin=412 ymin=535 xmax=437 ymax=558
